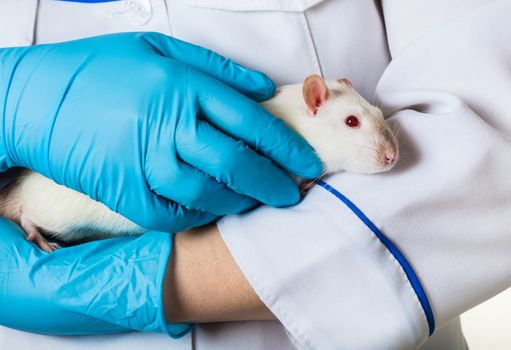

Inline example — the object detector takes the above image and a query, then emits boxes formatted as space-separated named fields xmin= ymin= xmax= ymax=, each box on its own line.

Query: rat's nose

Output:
xmin=383 ymin=149 xmax=398 ymax=165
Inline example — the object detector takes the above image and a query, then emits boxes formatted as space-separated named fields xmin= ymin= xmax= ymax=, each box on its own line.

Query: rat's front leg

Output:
xmin=20 ymin=214 xmax=61 ymax=253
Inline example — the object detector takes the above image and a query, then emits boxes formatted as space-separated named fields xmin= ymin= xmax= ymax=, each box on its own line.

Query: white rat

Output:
xmin=0 ymin=75 xmax=398 ymax=252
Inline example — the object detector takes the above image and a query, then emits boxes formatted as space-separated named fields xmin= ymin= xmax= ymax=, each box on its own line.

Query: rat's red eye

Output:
xmin=345 ymin=115 xmax=359 ymax=128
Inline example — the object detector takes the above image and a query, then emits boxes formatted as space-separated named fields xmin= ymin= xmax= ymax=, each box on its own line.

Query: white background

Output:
xmin=461 ymin=288 xmax=511 ymax=349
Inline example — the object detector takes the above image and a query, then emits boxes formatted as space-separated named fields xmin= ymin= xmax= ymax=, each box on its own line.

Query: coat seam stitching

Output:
xmin=300 ymin=11 xmax=323 ymax=77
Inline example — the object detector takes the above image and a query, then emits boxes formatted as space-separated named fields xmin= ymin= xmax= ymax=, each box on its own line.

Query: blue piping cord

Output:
xmin=316 ymin=180 xmax=435 ymax=336
xmin=56 ymin=0 xmax=120 ymax=3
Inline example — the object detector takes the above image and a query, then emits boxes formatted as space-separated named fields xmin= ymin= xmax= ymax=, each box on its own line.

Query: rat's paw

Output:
xmin=25 ymin=227 xmax=61 ymax=253
xmin=299 ymin=180 xmax=316 ymax=196
xmin=21 ymin=215 xmax=61 ymax=253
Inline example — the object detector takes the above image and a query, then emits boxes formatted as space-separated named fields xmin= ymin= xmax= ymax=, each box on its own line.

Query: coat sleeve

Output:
xmin=217 ymin=1 xmax=511 ymax=349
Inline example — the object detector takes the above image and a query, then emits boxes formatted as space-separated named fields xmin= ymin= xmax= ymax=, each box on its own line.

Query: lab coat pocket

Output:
xmin=184 ymin=0 xmax=326 ymax=12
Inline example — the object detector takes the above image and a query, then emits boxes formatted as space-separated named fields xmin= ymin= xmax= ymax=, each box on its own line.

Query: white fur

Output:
xmin=4 ymin=172 xmax=145 ymax=242
xmin=0 ymin=79 xmax=398 ymax=243
xmin=261 ymin=80 xmax=398 ymax=175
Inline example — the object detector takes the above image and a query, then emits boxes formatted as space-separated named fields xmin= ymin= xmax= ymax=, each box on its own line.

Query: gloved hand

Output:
xmin=0 ymin=218 xmax=188 ymax=337
xmin=0 ymin=32 xmax=322 ymax=232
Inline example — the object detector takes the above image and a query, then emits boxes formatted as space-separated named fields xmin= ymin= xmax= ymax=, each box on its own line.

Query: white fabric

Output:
xmin=183 ymin=0 xmax=325 ymax=12
xmin=166 ymin=0 xmax=388 ymax=99
xmin=1 ymin=0 xmax=506 ymax=348
xmin=35 ymin=0 xmax=172 ymax=42
xmin=0 ymin=327 xmax=191 ymax=350
xmin=0 ymin=0 xmax=38 ymax=47
xmin=220 ymin=0 xmax=511 ymax=348
xmin=0 ymin=320 xmax=467 ymax=350
xmin=219 ymin=184 xmax=428 ymax=349
xmin=376 ymin=0 xmax=511 ymax=327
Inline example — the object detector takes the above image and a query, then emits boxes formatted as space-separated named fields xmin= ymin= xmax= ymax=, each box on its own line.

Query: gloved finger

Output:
xmin=145 ymin=152 xmax=259 ymax=215
xmin=45 ymin=156 xmax=217 ymax=233
xmin=192 ymin=73 xmax=323 ymax=179
xmin=176 ymin=119 xmax=300 ymax=207
xmin=141 ymin=32 xmax=275 ymax=101
xmin=122 ymin=187 xmax=218 ymax=233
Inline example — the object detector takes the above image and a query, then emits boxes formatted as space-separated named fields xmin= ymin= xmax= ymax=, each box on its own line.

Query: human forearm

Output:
xmin=163 ymin=224 xmax=275 ymax=324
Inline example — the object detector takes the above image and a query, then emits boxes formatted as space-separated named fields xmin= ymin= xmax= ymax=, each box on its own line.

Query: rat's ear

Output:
xmin=337 ymin=78 xmax=353 ymax=88
xmin=303 ymin=74 xmax=329 ymax=116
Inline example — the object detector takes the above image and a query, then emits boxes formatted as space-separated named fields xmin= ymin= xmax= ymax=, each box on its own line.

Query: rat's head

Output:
xmin=301 ymin=74 xmax=399 ymax=174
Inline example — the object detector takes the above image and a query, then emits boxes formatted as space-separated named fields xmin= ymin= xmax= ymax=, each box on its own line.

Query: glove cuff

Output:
xmin=157 ymin=233 xmax=193 ymax=338
xmin=0 ymin=223 xmax=191 ymax=338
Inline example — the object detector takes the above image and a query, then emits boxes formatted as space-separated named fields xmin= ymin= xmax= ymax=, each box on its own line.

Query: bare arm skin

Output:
xmin=163 ymin=223 xmax=275 ymax=324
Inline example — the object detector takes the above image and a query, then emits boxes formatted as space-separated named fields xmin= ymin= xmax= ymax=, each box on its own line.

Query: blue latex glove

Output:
xmin=0 ymin=32 xmax=322 ymax=232
xmin=0 ymin=218 xmax=189 ymax=337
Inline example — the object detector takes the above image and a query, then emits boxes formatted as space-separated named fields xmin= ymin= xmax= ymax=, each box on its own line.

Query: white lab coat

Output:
xmin=1 ymin=0 xmax=508 ymax=349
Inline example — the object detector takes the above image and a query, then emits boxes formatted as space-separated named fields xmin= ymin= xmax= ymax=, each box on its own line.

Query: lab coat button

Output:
xmin=125 ymin=0 xmax=152 ymax=26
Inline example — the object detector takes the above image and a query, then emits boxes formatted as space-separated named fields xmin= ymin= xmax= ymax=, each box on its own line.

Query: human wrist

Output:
xmin=163 ymin=224 xmax=273 ymax=324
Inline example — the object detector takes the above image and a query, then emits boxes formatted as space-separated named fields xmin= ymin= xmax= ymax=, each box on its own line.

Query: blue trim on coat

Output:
xmin=57 ymin=0 xmax=120 ymax=3
xmin=316 ymin=180 xmax=435 ymax=336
